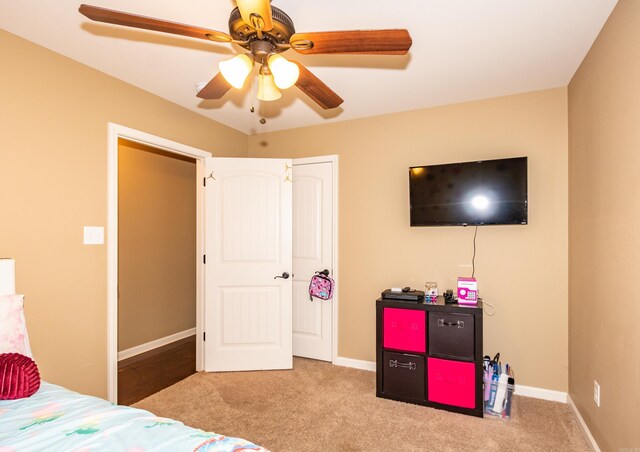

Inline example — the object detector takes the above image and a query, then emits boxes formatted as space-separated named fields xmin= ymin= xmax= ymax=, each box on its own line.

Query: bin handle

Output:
xmin=389 ymin=359 xmax=417 ymax=370
xmin=437 ymin=319 xmax=464 ymax=328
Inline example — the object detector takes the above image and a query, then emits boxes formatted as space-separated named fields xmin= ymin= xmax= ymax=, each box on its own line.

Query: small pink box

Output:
xmin=457 ymin=277 xmax=478 ymax=305
xmin=383 ymin=308 xmax=425 ymax=353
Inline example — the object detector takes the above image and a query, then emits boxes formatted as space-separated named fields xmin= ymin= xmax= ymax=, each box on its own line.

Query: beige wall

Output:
xmin=568 ymin=1 xmax=640 ymax=450
xmin=0 ymin=24 xmax=580 ymax=402
xmin=0 ymin=30 xmax=248 ymax=398
xmin=249 ymin=88 xmax=569 ymax=391
xmin=118 ymin=140 xmax=196 ymax=351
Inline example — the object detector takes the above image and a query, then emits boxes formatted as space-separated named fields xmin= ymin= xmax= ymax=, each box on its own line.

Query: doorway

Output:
xmin=107 ymin=123 xmax=210 ymax=403
xmin=107 ymin=124 xmax=339 ymax=401
xmin=117 ymin=139 xmax=197 ymax=404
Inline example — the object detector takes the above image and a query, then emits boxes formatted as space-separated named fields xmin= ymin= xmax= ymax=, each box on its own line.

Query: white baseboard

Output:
xmin=333 ymin=357 xmax=570 ymax=404
xmin=568 ymin=395 xmax=601 ymax=452
xmin=333 ymin=356 xmax=376 ymax=372
xmin=514 ymin=384 xmax=567 ymax=403
xmin=118 ymin=328 xmax=196 ymax=361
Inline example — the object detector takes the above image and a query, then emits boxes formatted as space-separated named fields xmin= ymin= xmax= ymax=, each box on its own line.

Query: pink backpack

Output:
xmin=309 ymin=270 xmax=334 ymax=301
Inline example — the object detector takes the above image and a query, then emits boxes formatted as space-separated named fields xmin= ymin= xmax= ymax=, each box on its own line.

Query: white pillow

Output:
xmin=0 ymin=294 xmax=33 ymax=358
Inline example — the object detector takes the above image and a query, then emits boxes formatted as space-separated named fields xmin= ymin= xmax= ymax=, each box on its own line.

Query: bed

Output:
xmin=0 ymin=381 xmax=266 ymax=451
xmin=0 ymin=260 xmax=267 ymax=452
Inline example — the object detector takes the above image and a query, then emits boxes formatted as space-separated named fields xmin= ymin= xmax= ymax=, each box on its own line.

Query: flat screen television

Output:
xmin=409 ymin=157 xmax=528 ymax=226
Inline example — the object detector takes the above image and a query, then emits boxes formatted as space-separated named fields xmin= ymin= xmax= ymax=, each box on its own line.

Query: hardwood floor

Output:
xmin=118 ymin=335 xmax=196 ymax=406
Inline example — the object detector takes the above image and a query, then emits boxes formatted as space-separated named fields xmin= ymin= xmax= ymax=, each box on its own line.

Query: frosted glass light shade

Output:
xmin=219 ymin=54 xmax=253 ymax=89
xmin=268 ymin=54 xmax=300 ymax=89
xmin=257 ymin=74 xmax=281 ymax=101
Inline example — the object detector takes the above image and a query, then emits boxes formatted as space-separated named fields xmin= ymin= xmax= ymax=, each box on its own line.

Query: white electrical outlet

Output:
xmin=593 ymin=380 xmax=600 ymax=407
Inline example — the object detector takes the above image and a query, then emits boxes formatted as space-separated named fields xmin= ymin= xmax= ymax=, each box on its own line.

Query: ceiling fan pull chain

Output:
xmin=250 ymin=75 xmax=256 ymax=113
xmin=259 ymin=100 xmax=266 ymax=124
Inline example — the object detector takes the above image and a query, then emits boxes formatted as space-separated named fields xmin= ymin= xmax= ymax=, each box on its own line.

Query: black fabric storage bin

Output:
xmin=428 ymin=312 xmax=475 ymax=360
xmin=382 ymin=350 xmax=425 ymax=402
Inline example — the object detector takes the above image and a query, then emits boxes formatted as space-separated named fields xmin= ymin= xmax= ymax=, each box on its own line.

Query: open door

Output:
xmin=203 ymin=157 xmax=293 ymax=371
xmin=292 ymin=159 xmax=334 ymax=361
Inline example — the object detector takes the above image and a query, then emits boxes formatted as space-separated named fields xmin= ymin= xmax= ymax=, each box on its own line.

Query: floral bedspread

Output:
xmin=0 ymin=382 xmax=267 ymax=451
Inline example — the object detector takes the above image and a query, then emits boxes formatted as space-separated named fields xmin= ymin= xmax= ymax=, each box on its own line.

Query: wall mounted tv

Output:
xmin=409 ymin=157 xmax=528 ymax=226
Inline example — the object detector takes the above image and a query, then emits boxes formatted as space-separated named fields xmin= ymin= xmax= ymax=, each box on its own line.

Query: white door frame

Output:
xmin=292 ymin=155 xmax=339 ymax=363
xmin=106 ymin=123 xmax=211 ymax=403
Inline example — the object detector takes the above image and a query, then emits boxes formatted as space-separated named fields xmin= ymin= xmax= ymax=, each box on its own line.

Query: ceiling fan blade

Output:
xmin=290 ymin=29 xmax=412 ymax=55
xmin=196 ymin=72 xmax=232 ymax=100
xmin=235 ymin=0 xmax=273 ymax=32
xmin=78 ymin=4 xmax=233 ymax=43
xmin=292 ymin=62 xmax=343 ymax=110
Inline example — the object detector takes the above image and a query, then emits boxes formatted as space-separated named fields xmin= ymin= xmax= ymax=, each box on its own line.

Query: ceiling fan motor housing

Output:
xmin=250 ymin=40 xmax=276 ymax=64
xmin=228 ymin=6 xmax=295 ymax=54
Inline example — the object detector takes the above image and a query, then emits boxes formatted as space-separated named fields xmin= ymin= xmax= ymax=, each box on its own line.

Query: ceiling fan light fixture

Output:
xmin=219 ymin=54 xmax=254 ymax=89
xmin=257 ymin=73 xmax=282 ymax=101
xmin=78 ymin=3 xmax=412 ymax=112
xmin=268 ymin=54 xmax=300 ymax=89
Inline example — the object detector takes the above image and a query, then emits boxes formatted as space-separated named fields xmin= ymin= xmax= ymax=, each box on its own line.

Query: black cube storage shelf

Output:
xmin=376 ymin=296 xmax=484 ymax=417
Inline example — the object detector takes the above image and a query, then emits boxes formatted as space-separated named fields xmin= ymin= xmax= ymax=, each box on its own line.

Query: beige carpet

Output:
xmin=133 ymin=357 xmax=590 ymax=452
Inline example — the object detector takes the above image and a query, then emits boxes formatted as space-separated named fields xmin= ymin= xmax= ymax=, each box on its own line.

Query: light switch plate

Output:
xmin=84 ymin=226 xmax=104 ymax=245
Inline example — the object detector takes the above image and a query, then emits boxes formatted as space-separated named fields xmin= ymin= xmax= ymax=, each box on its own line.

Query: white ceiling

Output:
xmin=0 ymin=0 xmax=617 ymax=135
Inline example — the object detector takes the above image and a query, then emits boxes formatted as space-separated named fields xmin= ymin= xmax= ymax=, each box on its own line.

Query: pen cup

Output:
xmin=484 ymin=381 xmax=514 ymax=419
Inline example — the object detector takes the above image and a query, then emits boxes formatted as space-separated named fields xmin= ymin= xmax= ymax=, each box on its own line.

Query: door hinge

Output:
xmin=203 ymin=254 xmax=206 ymax=264
xmin=203 ymin=332 xmax=206 ymax=341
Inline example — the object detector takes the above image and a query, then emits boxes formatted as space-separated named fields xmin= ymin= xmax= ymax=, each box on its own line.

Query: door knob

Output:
xmin=274 ymin=272 xmax=290 ymax=280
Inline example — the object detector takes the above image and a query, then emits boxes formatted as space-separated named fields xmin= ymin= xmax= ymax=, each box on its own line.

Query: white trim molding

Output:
xmin=513 ymin=384 xmax=567 ymax=403
xmin=118 ymin=328 xmax=196 ymax=362
xmin=330 ymin=156 xmax=339 ymax=366
xmin=568 ymin=395 xmax=601 ymax=452
xmin=333 ymin=356 xmax=376 ymax=372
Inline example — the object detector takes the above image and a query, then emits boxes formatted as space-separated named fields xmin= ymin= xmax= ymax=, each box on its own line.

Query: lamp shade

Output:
xmin=268 ymin=54 xmax=300 ymax=89
xmin=257 ymin=74 xmax=281 ymax=101
xmin=219 ymin=54 xmax=253 ymax=89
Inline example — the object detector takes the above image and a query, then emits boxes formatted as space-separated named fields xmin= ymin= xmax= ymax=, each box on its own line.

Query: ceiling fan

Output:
xmin=78 ymin=1 xmax=412 ymax=111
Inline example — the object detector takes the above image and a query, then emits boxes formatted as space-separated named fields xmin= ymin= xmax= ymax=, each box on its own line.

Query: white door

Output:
xmin=203 ymin=157 xmax=293 ymax=371
xmin=292 ymin=160 xmax=334 ymax=361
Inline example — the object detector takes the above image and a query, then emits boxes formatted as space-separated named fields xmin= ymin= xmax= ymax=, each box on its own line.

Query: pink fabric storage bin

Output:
xmin=427 ymin=357 xmax=475 ymax=409
xmin=383 ymin=308 xmax=425 ymax=353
